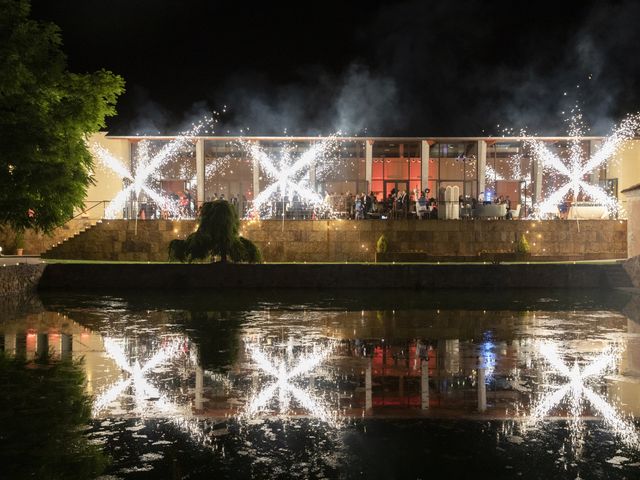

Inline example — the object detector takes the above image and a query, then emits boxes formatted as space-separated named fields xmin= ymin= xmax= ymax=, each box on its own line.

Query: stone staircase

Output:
xmin=41 ymin=219 xmax=197 ymax=261
xmin=41 ymin=220 xmax=104 ymax=260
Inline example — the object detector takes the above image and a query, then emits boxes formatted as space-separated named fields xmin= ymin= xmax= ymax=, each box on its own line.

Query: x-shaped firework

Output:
xmin=243 ymin=340 xmax=338 ymax=426
xmin=527 ymin=114 xmax=639 ymax=217
xmin=92 ymin=137 xmax=192 ymax=219
xmin=240 ymin=138 xmax=338 ymax=218
xmin=93 ymin=336 xmax=193 ymax=417
xmin=527 ymin=341 xmax=639 ymax=449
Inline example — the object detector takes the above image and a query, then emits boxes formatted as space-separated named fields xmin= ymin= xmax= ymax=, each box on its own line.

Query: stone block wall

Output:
xmin=0 ymin=218 xmax=96 ymax=255
xmin=0 ymin=264 xmax=45 ymax=297
xmin=42 ymin=218 xmax=627 ymax=262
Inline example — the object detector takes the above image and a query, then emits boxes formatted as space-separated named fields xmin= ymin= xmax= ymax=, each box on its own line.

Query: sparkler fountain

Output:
xmin=525 ymin=341 xmax=640 ymax=450
xmin=242 ymin=338 xmax=340 ymax=427
xmin=92 ymin=138 xmax=194 ymax=220
xmin=527 ymin=113 xmax=640 ymax=218
xmin=239 ymin=136 xmax=341 ymax=220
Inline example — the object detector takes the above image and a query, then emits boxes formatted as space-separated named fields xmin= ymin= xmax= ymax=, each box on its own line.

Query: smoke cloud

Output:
xmin=109 ymin=0 xmax=640 ymax=137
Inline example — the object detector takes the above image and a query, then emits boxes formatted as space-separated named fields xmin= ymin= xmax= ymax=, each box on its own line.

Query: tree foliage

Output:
xmin=0 ymin=353 xmax=108 ymax=479
xmin=230 ymin=236 xmax=263 ymax=264
xmin=0 ymin=0 xmax=125 ymax=232
xmin=169 ymin=200 xmax=262 ymax=263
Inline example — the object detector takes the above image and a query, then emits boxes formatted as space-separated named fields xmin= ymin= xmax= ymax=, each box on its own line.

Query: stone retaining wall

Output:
xmin=0 ymin=218 xmax=96 ymax=256
xmin=38 ymin=262 xmax=631 ymax=290
xmin=0 ymin=264 xmax=45 ymax=297
xmin=42 ymin=219 xmax=627 ymax=262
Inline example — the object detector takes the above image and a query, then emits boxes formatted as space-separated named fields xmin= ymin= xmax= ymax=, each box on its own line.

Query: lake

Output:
xmin=1 ymin=289 xmax=639 ymax=479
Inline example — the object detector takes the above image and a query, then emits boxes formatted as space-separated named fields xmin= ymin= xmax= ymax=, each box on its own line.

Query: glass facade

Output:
xmin=130 ymin=139 xmax=196 ymax=219
xmin=371 ymin=141 xmax=421 ymax=201
xmin=105 ymin=136 xmax=620 ymax=220
xmin=204 ymin=140 xmax=253 ymax=216
xmin=430 ymin=142 xmax=477 ymax=202
xmin=485 ymin=142 xmax=534 ymax=212
xmin=317 ymin=140 xmax=366 ymax=196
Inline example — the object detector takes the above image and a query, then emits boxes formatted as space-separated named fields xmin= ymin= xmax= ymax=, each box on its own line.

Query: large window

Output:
xmin=130 ymin=139 xmax=196 ymax=218
xmin=431 ymin=142 xmax=477 ymax=201
xmin=204 ymin=140 xmax=253 ymax=213
xmin=317 ymin=140 xmax=366 ymax=196
xmin=371 ymin=141 xmax=421 ymax=201
xmin=485 ymin=142 xmax=533 ymax=209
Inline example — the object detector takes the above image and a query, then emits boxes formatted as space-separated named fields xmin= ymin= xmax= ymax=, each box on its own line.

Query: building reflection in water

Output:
xmin=1 ymin=302 xmax=639 ymax=452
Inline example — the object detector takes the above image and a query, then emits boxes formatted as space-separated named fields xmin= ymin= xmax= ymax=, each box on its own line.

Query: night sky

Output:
xmin=30 ymin=0 xmax=640 ymax=136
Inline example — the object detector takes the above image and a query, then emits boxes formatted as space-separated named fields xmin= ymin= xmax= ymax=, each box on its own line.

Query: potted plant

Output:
xmin=14 ymin=231 xmax=25 ymax=256
xmin=375 ymin=234 xmax=388 ymax=262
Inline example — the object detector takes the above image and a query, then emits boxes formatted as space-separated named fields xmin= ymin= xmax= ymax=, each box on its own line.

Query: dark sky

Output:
xmin=30 ymin=0 xmax=640 ymax=136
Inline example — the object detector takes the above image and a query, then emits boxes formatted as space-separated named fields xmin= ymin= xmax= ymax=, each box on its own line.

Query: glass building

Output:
xmin=88 ymin=135 xmax=631 ymax=219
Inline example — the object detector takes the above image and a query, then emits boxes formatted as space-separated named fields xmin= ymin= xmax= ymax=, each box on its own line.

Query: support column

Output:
xmin=365 ymin=140 xmax=373 ymax=193
xmin=309 ymin=162 xmax=316 ymax=191
xmin=365 ymin=358 xmax=372 ymax=411
xmin=589 ymin=140 xmax=601 ymax=184
xmin=477 ymin=363 xmax=487 ymax=412
xmin=3 ymin=333 xmax=15 ymax=355
xmin=421 ymin=359 xmax=429 ymax=410
xmin=123 ymin=141 xmax=133 ymax=219
xmin=533 ymin=158 xmax=543 ymax=206
xmin=252 ymin=142 xmax=260 ymax=201
xmin=37 ymin=332 xmax=48 ymax=359
xmin=196 ymin=139 xmax=205 ymax=207
xmin=195 ymin=365 xmax=203 ymax=411
xmin=421 ymin=140 xmax=430 ymax=193
xmin=15 ymin=333 xmax=26 ymax=358
xmin=61 ymin=334 xmax=72 ymax=359
xmin=477 ymin=140 xmax=487 ymax=198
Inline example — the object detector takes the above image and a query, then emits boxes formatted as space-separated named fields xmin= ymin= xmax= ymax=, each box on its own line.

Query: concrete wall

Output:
xmin=38 ymin=262 xmax=631 ymax=290
xmin=43 ymin=219 xmax=627 ymax=262
xmin=608 ymin=139 xmax=640 ymax=214
xmin=85 ymin=133 xmax=129 ymax=219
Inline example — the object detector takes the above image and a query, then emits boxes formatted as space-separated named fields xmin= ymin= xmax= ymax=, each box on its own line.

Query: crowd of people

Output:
xmin=134 ymin=188 xmax=523 ymax=220
xmin=325 ymin=189 xmax=439 ymax=220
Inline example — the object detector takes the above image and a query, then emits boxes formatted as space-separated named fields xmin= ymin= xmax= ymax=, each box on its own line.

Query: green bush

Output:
xmin=169 ymin=200 xmax=261 ymax=263
xmin=515 ymin=234 xmax=531 ymax=254
xmin=376 ymin=234 xmax=388 ymax=254
xmin=230 ymin=236 xmax=262 ymax=263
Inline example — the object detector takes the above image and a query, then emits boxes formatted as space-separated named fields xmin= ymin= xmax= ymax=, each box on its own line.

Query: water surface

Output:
xmin=2 ymin=289 xmax=639 ymax=479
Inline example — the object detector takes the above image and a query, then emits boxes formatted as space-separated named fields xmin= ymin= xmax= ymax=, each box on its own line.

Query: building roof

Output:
xmin=105 ymin=134 xmax=614 ymax=142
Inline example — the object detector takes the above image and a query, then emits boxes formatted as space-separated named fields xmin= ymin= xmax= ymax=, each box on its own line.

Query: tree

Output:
xmin=0 ymin=353 xmax=108 ymax=478
xmin=169 ymin=200 xmax=262 ymax=263
xmin=0 ymin=0 xmax=125 ymax=233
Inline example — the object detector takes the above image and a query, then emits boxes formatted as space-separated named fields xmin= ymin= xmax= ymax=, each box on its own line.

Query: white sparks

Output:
xmin=92 ymin=135 xmax=195 ymax=219
xmin=239 ymin=137 xmax=340 ymax=219
xmin=242 ymin=339 xmax=339 ymax=426
xmin=527 ymin=341 xmax=640 ymax=449
xmin=93 ymin=336 xmax=194 ymax=417
xmin=527 ymin=114 xmax=640 ymax=217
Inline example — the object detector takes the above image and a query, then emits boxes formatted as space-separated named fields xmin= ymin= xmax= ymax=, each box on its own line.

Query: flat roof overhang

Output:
xmin=105 ymin=135 xmax=620 ymax=142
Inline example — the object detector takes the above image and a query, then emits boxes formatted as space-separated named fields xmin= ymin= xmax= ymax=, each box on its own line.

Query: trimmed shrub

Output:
xmin=515 ymin=234 xmax=531 ymax=254
xmin=376 ymin=234 xmax=388 ymax=254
